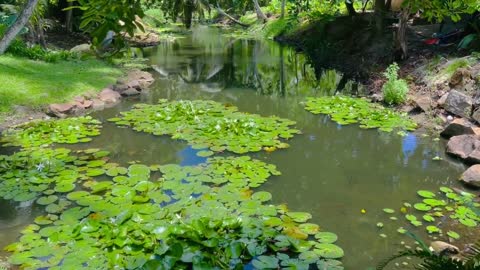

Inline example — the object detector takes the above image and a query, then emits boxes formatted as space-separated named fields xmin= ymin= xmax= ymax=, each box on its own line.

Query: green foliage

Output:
xmin=1 ymin=116 xmax=102 ymax=148
xmin=304 ymin=96 xmax=417 ymax=133
xmin=5 ymin=39 xmax=77 ymax=62
xmin=379 ymin=187 xmax=480 ymax=239
xmin=4 ymin=152 xmax=344 ymax=269
xmin=444 ymin=59 xmax=471 ymax=77
xmin=109 ymin=99 xmax=300 ymax=155
xmin=68 ymin=0 xmax=144 ymax=51
xmin=406 ymin=0 xmax=479 ymax=23
xmin=382 ymin=63 xmax=409 ymax=105
xmin=264 ymin=16 xmax=299 ymax=38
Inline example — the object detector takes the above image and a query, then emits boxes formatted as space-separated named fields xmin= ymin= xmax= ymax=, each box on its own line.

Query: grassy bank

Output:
xmin=0 ymin=56 xmax=122 ymax=121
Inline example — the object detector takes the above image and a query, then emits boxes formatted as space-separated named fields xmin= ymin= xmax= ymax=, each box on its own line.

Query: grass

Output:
xmin=0 ymin=55 xmax=122 ymax=120
xmin=443 ymin=58 xmax=471 ymax=77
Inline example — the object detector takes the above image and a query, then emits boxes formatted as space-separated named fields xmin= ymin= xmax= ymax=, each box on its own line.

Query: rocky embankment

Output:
xmin=47 ymin=69 xmax=154 ymax=118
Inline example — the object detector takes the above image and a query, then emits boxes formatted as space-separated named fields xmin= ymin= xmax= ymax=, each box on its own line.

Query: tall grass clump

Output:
xmin=382 ymin=63 xmax=409 ymax=105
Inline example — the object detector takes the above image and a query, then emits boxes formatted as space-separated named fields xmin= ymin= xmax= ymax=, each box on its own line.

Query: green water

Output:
xmin=0 ymin=26 xmax=468 ymax=269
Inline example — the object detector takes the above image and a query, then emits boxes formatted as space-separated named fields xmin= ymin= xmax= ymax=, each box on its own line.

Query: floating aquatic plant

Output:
xmin=0 ymin=148 xmax=109 ymax=203
xmin=108 ymin=100 xmax=300 ymax=155
xmin=5 ymin=155 xmax=344 ymax=269
xmin=0 ymin=116 xmax=102 ymax=148
xmin=378 ymin=187 xmax=480 ymax=239
xmin=304 ymin=96 xmax=417 ymax=132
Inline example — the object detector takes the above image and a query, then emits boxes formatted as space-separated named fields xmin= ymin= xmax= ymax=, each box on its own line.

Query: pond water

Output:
xmin=0 ymin=26 xmax=469 ymax=269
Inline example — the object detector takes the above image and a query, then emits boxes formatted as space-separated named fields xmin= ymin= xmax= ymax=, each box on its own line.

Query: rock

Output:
xmin=98 ymin=88 xmax=121 ymax=104
xmin=70 ymin=43 xmax=92 ymax=54
xmin=472 ymin=108 xmax=480 ymax=124
xmin=91 ymin=99 xmax=105 ymax=110
xmin=441 ymin=118 xmax=477 ymax=138
xmin=450 ymin=68 xmax=471 ymax=88
xmin=73 ymin=96 xmax=85 ymax=103
xmin=371 ymin=93 xmax=383 ymax=103
xmin=414 ymin=96 xmax=433 ymax=112
xmin=121 ymin=88 xmax=141 ymax=96
xmin=127 ymin=80 xmax=141 ymax=91
xmin=48 ymin=103 xmax=74 ymax=118
xmin=446 ymin=135 xmax=480 ymax=160
xmin=444 ymin=90 xmax=473 ymax=118
xmin=460 ymin=165 xmax=480 ymax=188
xmin=438 ymin=93 xmax=449 ymax=107
xmin=113 ymin=83 xmax=128 ymax=93
xmin=430 ymin=241 xmax=460 ymax=255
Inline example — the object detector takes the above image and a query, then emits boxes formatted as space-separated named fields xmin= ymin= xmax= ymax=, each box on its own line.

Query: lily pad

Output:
xmin=314 ymin=244 xmax=344 ymax=259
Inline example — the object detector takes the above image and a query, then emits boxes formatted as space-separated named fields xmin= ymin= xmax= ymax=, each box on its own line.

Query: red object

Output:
xmin=424 ymin=38 xmax=440 ymax=45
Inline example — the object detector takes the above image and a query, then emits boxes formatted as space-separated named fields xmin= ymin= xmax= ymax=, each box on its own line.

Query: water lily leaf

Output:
xmin=314 ymin=244 xmax=344 ymax=259
xmin=252 ymin=191 xmax=272 ymax=202
xmin=54 ymin=183 xmax=76 ymax=193
xmin=315 ymin=232 xmax=338 ymax=244
xmin=447 ymin=231 xmax=460 ymax=239
xmin=426 ymin=225 xmax=441 ymax=234
xmin=36 ymin=195 xmax=58 ymax=206
xmin=252 ymin=256 xmax=279 ymax=269
xmin=86 ymin=168 xmax=105 ymax=177
xmin=383 ymin=208 xmax=395 ymax=214
xmin=459 ymin=218 xmax=477 ymax=227
xmin=423 ymin=215 xmax=435 ymax=222
xmin=298 ymin=223 xmax=320 ymax=235
xmin=417 ymin=190 xmax=436 ymax=198
xmin=196 ymin=150 xmax=214 ymax=157
xmin=414 ymin=203 xmax=432 ymax=211
xmin=286 ymin=212 xmax=312 ymax=223
xmin=316 ymin=259 xmax=344 ymax=270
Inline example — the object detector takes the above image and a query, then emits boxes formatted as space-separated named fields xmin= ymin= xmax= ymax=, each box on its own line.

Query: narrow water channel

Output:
xmin=0 ymin=26 xmax=468 ymax=269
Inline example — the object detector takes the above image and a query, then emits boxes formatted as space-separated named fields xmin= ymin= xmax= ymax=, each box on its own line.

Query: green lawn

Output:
xmin=0 ymin=55 xmax=122 ymax=118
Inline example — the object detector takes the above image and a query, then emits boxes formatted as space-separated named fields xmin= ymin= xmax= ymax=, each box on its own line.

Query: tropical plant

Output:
xmin=382 ymin=62 xmax=409 ymax=105
xmin=67 ymin=0 xmax=144 ymax=52
xmin=0 ymin=0 xmax=39 ymax=54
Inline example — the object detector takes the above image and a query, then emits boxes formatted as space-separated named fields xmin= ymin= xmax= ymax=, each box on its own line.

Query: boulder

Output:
xmin=127 ymin=80 xmax=141 ymax=91
xmin=91 ymin=99 xmax=105 ymax=110
xmin=472 ymin=108 xmax=480 ymax=124
xmin=98 ymin=88 xmax=121 ymax=104
xmin=444 ymin=90 xmax=473 ymax=118
xmin=121 ymin=88 xmax=141 ymax=96
xmin=48 ymin=103 xmax=74 ymax=118
xmin=440 ymin=118 xmax=477 ymax=138
xmin=414 ymin=96 xmax=433 ymax=112
xmin=430 ymin=241 xmax=460 ymax=255
xmin=449 ymin=68 xmax=471 ymax=88
xmin=437 ymin=93 xmax=449 ymax=107
xmin=446 ymin=135 xmax=480 ymax=160
xmin=113 ymin=83 xmax=129 ymax=92
xmin=460 ymin=165 xmax=480 ymax=188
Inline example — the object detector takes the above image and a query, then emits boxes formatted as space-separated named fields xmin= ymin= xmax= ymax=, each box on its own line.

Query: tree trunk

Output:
xmin=253 ymin=0 xmax=267 ymax=22
xmin=214 ymin=5 xmax=250 ymax=27
xmin=37 ymin=20 xmax=47 ymax=48
xmin=0 ymin=0 xmax=40 ymax=54
xmin=374 ymin=0 xmax=386 ymax=33
xmin=394 ymin=7 xmax=410 ymax=60
xmin=280 ymin=0 xmax=286 ymax=18
xmin=66 ymin=1 xmax=73 ymax=33
xmin=345 ymin=0 xmax=356 ymax=16
xmin=183 ymin=0 xmax=195 ymax=28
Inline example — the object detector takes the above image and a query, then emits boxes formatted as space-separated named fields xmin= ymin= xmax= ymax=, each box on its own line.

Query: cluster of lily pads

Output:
xmin=0 ymin=116 xmax=102 ymax=148
xmin=108 ymin=99 xmax=300 ymax=155
xmin=304 ymin=96 xmax=417 ymax=133
xmin=0 ymin=147 xmax=109 ymax=203
xmin=378 ymin=187 xmax=480 ymax=240
xmin=3 ymin=149 xmax=344 ymax=269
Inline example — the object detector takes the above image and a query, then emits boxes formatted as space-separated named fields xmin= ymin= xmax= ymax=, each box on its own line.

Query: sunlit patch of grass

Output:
xmin=0 ymin=56 xmax=122 ymax=119
xmin=443 ymin=58 xmax=471 ymax=77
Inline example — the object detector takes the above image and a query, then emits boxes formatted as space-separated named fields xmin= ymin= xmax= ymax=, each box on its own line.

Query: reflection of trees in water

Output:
xmin=146 ymin=28 xmax=322 ymax=97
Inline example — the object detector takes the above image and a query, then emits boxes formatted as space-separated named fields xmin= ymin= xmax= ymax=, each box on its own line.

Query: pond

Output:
xmin=0 ymin=26 xmax=469 ymax=269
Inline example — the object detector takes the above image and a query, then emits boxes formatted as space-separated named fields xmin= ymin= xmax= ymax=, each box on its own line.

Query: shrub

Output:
xmin=382 ymin=62 xmax=409 ymax=105
xmin=5 ymin=39 xmax=77 ymax=63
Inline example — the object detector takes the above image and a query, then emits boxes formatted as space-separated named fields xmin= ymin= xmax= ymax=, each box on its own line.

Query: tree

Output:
xmin=252 ymin=0 xmax=266 ymax=21
xmin=280 ymin=0 xmax=286 ymax=18
xmin=0 ymin=0 xmax=40 ymax=54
